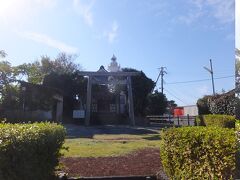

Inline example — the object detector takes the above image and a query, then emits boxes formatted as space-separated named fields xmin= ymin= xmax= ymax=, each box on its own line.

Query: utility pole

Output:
xmin=160 ymin=67 xmax=167 ymax=94
xmin=204 ymin=59 xmax=215 ymax=96
xmin=153 ymin=67 xmax=167 ymax=93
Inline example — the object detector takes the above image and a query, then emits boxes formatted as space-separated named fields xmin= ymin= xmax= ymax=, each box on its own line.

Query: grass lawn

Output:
xmin=62 ymin=133 xmax=161 ymax=157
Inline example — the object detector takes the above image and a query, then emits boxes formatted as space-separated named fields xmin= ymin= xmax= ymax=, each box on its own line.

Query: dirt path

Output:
xmin=60 ymin=148 xmax=166 ymax=178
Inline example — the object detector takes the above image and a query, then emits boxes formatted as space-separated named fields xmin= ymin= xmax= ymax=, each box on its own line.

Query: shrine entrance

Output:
xmin=78 ymin=55 xmax=139 ymax=126
xmin=97 ymin=99 xmax=110 ymax=112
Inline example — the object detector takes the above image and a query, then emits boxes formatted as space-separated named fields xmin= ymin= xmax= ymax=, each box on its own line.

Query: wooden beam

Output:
xmin=127 ymin=76 xmax=135 ymax=126
xmin=92 ymin=79 xmax=127 ymax=85
xmin=78 ymin=71 xmax=140 ymax=76
xmin=85 ymin=76 xmax=92 ymax=126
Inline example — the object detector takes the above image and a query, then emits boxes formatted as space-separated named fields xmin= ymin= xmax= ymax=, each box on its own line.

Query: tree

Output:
xmin=167 ymin=100 xmax=177 ymax=115
xmin=16 ymin=61 xmax=44 ymax=84
xmin=208 ymin=90 xmax=235 ymax=116
xmin=0 ymin=61 xmax=15 ymax=89
xmin=197 ymin=90 xmax=235 ymax=116
xmin=236 ymin=48 xmax=240 ymax=92
xmin=145 ymin=90 xmax=168 ymax=115
xmin=0 ymin=85 xmax=20 ymax=110
xmin=121 ymin=68 xmax=155 ymax=116
xmin=0 ymin=53 xmax=20 ymax=110
xmin=43 ymin=71 xmax=86 ymax=120
xmin=53 ymin=53 xmax=80 ymax=74
xmin=197 ymin=95 xmax=212 ymax=115
xmin=16 ymin=53 xmax=81 ymax=84
xmin=0 ymin=50 xmax=7 ymax=58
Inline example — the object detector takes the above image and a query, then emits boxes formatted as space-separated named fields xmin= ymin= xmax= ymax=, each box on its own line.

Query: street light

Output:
xmin=203 ymin=59 xmax=215 ymax=96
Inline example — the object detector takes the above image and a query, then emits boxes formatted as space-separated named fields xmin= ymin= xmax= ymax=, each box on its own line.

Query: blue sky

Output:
xmin=0 ymin=0 xmax=236 ymax=106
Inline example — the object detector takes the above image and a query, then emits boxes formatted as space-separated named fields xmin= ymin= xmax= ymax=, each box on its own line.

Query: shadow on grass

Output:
xmin=64 ymin=124 xmax=160 ymax=139
xmin=142 ymin=134 xmax=161 ymax=141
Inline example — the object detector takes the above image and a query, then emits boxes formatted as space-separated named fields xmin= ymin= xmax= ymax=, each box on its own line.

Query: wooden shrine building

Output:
xmin=78 ymin=55 xmax=139 ymax=126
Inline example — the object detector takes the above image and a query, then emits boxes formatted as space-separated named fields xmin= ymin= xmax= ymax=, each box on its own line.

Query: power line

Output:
xmin=164 ymin=88 xmax=187 ymax=105
xmin=166 ymin=75 xmax=234 ymax=85
xmin=166 ymin=85 xmax=200 ymax=99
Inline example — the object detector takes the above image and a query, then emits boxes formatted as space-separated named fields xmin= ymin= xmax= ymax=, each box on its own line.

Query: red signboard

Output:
xmin=174 ymin=107 xmax=184 ymax=117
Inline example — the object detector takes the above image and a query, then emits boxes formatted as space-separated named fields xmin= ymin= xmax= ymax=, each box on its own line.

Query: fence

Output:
xmin=1 ymin=110 xmax=52 ymax=122
xmin=146 ymin=115 xmax=196 ymax=126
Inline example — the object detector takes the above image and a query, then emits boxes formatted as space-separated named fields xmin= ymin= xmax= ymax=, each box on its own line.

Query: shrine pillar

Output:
xmin=127 ymin=76 xmax=135 ymax=126
xmin=85 ymin=76 xmax=92 ymax=126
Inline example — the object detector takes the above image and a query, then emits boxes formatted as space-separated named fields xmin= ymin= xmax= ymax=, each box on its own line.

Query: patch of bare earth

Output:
xmin=60 ymin=148 xmax=165 ymax=178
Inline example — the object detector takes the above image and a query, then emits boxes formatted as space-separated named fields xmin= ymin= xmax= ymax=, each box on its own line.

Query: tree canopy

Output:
xmin=16 ymin=53 xmax=81 ymax=84
xmin=197 ymin=90 xmax=235 ymax=116
xmin=121 ymin=68 xmax=155 ymax=116
xmin=0 ymin=52 xmax=82 ymax=113
xmin=145 ymin=90 xmax=168 ymax=115
xmin=0 ymin=54 xmax=20 ymax=110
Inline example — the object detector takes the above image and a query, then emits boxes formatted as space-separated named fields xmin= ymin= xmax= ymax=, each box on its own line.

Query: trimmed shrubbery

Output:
xmin=195 ymin=114 xmax=236 ymax=128
xmin=196 ymin=90 xmax=235 ymax=116
xmin=237 ymin=121 xmax=240 ymax=144
xmin=0 ymin=122 xmax=66 ymax=180
xmin=236 ymin=120 xmax=240 ymax=177
xmin=160 ymin=127 xmax=237 ymax=179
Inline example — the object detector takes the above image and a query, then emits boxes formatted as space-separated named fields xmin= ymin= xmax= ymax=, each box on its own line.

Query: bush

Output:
xmin=236 ymin=120 xmax=240 ymax=177
xmin=195 ymin=115 xmax=205 ymax=126
xmin=0 ymin=122 xmax=66 ymax=180
xmin=236 ymin=120 xmax=240 ymax=149
xmin=236 ymin=120 xmax=240 ymax=131
xmin=160 ymin=127 xmax=237 ymax=179
xmin=235 ymin=97 xmax=240 ymax=119
xmin=208 ymin=90 xmax=235 ymax=116
xmin=197 ymin=90 xmax=235 ymax=116
xmin=196 ymin=114 xmax=236 ymax=128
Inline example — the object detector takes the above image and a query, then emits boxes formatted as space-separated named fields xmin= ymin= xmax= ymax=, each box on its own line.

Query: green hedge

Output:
xmin=195 ymin=114 xmax=236 ymax=128
xmin=196 ymin=90 xmax=235 ymax=116
xmin=160 ymin=127 xmax=237 ymax=179
xmin=237 ymin=120 xmax=240 ymax=131
xmin=236 ymin=120 xmax=240 ymax=177
xmin=0 ymin=122 xmax=66 ymax=180
xmin=208 ymin=90 xmax=235 ymax=116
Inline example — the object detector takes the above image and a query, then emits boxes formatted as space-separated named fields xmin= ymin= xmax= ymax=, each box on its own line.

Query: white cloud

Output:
xmin=106 ymin=21 xmax=119 ymax=43
xmin=190 ymin=0 xmax=204 ymax=9
xmin=21 ymin=31 xmax=78 ymax=54
xmin=178 ymin=11 xmax=203 ymax=25
xmin=206 ymin=0 xmax=234 ymax=24
xmin=177 ymin=0 xmax=234 ymax=25
xmin=138 ymin=0 xmax=168 ymax=17
xmin=73 ymin=0 xmax=94 ymax=26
